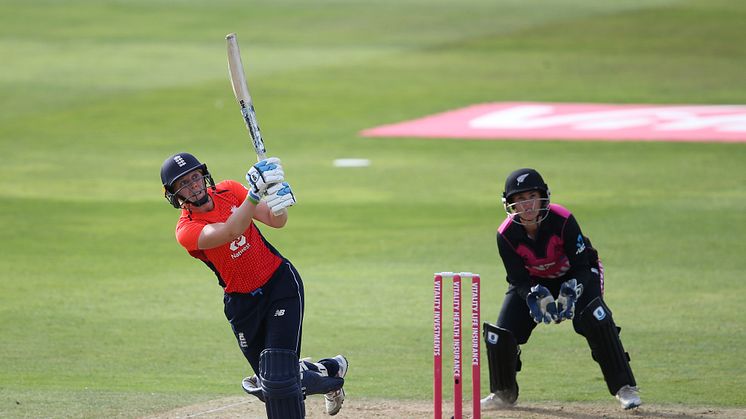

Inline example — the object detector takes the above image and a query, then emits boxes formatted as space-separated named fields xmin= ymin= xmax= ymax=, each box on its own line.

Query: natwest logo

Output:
xmin=229 ymin=235 xmax=250 ymax=259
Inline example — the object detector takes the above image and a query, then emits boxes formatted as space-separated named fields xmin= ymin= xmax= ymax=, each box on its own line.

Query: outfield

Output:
xmin=1 ymin=0 xmax=745 ymax=417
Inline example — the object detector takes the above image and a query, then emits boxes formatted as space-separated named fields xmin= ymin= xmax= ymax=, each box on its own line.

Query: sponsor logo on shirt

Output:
xmin=593 ymin=306 xmax=606 ymax=321
xmin=532 ymin=262 xmax=556 ymax=271
xmin=229 ymin=235 xmax=251 ymax=259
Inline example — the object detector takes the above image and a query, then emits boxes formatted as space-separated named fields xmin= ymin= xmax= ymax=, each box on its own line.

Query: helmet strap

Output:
xmin=190 ymin=193 xmax=210 ymax=207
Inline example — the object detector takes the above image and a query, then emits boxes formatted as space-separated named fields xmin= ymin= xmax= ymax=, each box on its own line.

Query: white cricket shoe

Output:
xmin=615 ymin=385 xmax=641 ymax=410
xmin=324 ymin=355 xmax=348 ymax=416
xmin=241 ymin=375 xmax=265 ymax=402
xmin=480 ymin=390 xmax=516 ymax=411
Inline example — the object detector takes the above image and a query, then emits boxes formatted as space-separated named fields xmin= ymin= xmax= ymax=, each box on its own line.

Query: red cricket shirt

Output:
xmin=175 ymin=180 xmax=282 ymax=293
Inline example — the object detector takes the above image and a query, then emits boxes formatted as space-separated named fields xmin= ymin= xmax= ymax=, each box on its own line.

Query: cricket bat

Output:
xmin=226 ymin=33 xmax=286 ymax=215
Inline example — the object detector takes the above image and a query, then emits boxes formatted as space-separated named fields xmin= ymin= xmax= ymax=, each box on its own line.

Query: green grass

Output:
xmin=1 ymin=0 xmax=745 ymax=417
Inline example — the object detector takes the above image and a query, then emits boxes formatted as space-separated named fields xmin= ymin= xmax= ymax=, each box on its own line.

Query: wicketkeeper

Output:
xmin=160 ymin=152 xmax=348 ymax=418
xmin=482 ymin=168 xmax=641 ymax=411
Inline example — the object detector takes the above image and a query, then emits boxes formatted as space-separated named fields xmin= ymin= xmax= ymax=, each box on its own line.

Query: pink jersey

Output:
xmin=175 ymin=180 xmax=282 ymax=293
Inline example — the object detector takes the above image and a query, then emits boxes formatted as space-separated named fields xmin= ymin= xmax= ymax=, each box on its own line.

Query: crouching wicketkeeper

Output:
xmin=482 ymin=168 xmax=640 ymax=411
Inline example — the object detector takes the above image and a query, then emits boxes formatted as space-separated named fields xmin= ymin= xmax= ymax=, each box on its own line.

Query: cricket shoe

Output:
xmin=480 ymin=385 xmax=518 ymax=411
xmin=324 ymin=355 xmax=348 ymax=416
xmin=615 ymin=385 xmax=641 ymax=410
xmin=241 ymin=375 xmax=265 ymax=403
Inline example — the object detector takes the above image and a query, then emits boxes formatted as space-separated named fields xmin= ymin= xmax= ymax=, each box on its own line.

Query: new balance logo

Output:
xmin=516 ymin=173 xmax=529 ymax=185
xmin=274 ymin=309 xmax=286 ymax=317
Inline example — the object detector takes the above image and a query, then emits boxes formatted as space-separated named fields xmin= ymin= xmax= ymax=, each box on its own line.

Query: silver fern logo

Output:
xmin=516 ymin=173 xmax=529 ymax=185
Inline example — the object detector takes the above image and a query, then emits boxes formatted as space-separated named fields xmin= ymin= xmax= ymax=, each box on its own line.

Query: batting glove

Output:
xmin=246 ymin=157 xmax=284 ymax=196
xmin=526 ymin=284 xmax=559 ymax=324
xmin=556 ymin=278 xmax=578 ymax=321
xmin=266 ymin=182 xmax=296 ymax=215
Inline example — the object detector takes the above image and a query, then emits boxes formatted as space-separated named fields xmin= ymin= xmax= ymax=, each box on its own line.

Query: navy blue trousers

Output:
xmin=223 ymin=260 xmax=305 ymax=375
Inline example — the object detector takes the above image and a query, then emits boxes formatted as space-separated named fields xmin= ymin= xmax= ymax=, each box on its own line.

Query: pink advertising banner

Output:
xmin=360 ymin=102 xmax=746 ymax=143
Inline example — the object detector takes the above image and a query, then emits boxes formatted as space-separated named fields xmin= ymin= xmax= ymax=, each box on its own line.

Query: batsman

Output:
xmin=160 ymin=153 xmax=348 ymax=418
xmin=482 ymin=168 xmax=641 ymax=411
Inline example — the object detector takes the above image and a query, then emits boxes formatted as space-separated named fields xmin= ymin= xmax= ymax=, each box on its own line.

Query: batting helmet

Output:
xmin=160 ymin=152 xmax=215 ymax=208
xmin=502 ymin=168 xmax=551 ymax=224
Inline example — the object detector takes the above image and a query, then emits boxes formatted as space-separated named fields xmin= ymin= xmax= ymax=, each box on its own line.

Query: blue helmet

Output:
xmin=160 ymin=152 xmax=215 ymax=208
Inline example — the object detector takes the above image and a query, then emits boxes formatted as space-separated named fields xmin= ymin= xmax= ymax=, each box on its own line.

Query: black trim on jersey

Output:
xmin=254 ymin=222 xmax=283 ymax=258
xmin=202 ymin=260 xmax=226 ymax=288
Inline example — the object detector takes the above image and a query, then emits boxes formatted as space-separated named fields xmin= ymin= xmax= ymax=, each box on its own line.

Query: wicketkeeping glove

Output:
xmin=246 ymin=157 xmax=284 ymax=197
xmin=556 ymin=278 xmax=578 ymax=321
xmin=526 ymin=284 xmax=559 ymax=324
xmin=265 ymin=182 xmax=296 ymax=215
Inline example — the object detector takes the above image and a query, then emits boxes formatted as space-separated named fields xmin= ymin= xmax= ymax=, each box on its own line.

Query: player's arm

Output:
xmin=498 ymin=235 xmax=559 ymax=323
xmin=198 ymin=194 xmax=260 ymax=249
xmin=198 ymin=158 xmax=286 ymax=249
xmin=562 ymin=214 xmax=594 ymax=286
xmin=497 ymin=234 xmax=532 ymax=300
xmin=253 ymin=200 xmax=288 ymax=228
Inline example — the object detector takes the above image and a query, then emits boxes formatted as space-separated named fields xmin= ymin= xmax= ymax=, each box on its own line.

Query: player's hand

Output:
xmin=526 ymin=285 xmax=558 ymax=324
xmin=266 ymin=182 xmax=296 ymax=215
xmin=246 ymin=157 xmax=284 ymax=196
xmin=556 ymin=278 xmax=578 ymax=321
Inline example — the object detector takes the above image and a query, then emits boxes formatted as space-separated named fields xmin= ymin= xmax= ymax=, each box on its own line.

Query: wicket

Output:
xmin=434 ymin=272 xmax=481 ymax=419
